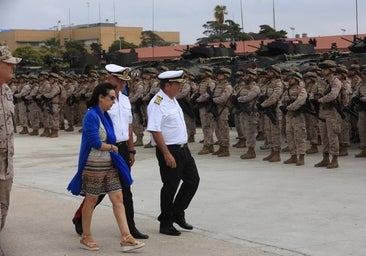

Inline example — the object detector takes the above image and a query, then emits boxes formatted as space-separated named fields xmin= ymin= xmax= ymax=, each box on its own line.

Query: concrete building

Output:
xmin=0 ymin=22 xmax=180 ymax=52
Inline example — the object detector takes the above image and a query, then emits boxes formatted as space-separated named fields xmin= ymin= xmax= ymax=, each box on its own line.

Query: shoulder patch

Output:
xmin=154 ymin=95 xmax=163 ymax=105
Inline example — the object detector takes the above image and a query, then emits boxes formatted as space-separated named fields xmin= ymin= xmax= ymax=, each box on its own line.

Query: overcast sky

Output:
xmin=1 ymin=0 xmax=365 ymax=45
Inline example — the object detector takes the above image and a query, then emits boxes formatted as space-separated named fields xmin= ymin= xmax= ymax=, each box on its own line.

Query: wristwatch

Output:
xmin=129 ymin=150 xmax=136 ymax=155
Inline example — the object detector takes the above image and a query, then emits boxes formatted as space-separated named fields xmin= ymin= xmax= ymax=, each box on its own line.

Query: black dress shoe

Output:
xmin=159 ymin=225 xmax=181 ymax=236
xmin=72 ymin=218 xmax=83 ymax=236
xmin=174 ymin=217 xmax=193 ymax=230
xmin=130 ymin=228 xmax=149 ymax=239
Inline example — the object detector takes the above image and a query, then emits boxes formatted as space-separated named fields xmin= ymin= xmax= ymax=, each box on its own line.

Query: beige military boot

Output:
xmin=296 ymin=154 xmax=305 ymax=166
xmin=314 ymin=153 xmax=330 ymax=167
xmin=49 ymin=129 xmax=59 ymax=138
xmin=268 ymin=151 xmax=281 ymax=162
xmin=283 ymin=155 xmax=297 ymax=164
xmin=40 ymin=128 xmax=50 ymax=137
xmin=19 ymin=126 xmax=29 ymax=134
xmin=235 ymin=139 xmax=247 ymax=148
xmin=240 ymin=147 xmax=256 ymax=159
xmin=208 ymin=144 xmax=214 ymax=153
xmin=306 ymin=144 xmax=318 ymax=154
xmin=198 ymin=146 xmax=210 ymax=155
xmin=28 ymin=129 xmax=39 ymax=136
xmin=355 ymin=148 xmax=366 ymax=158
xmin=212 ymin=146 xmax=223 ymax=155
xmin=338 ymin=144 xmax=348 ymax=156
xmin=327 ymin=155 xmax=339 ymax=169
xmin=134 ymin=135 xmax=144 ymax=147
xmin=263 ymin=150 xmax=274 ymax=161
xmin=65 ymin=125 xmax=74 ymax=132
xmin=218 ymin=147 xmax=230 ymax=157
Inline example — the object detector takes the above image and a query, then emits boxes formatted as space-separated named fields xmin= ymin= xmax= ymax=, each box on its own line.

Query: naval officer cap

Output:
xmin=158 ymin=70 xmax=185 ymax=83
xmin=105 ymin=64 xmax=131 ymax=81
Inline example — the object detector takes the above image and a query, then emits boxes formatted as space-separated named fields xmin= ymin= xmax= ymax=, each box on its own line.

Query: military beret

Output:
xmin=318 ymin=60 xmax=337 ymax=70
xmin=158 ymin=70 xmax=185 ymax=83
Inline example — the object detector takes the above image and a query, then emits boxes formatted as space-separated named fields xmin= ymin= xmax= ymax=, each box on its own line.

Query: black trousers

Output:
xmin=156 ymin=144 xmax=200 ymax=226
xmin=74 ymin=141 xmax=136 ymax=231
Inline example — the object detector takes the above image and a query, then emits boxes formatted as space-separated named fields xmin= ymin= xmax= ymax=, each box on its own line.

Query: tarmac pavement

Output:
xmin=0 ymin=127 xmax=366 ymax=256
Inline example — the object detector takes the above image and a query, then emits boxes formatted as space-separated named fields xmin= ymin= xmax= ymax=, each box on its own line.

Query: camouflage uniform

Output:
xmin=195 ymin=67 xmax=216 ymax=154
xmin=43 ymin=73 xmax=61 ymax=137
xmin=348 ymin=64 xmax=362 ymax=143
xmin=280 ymin=72 xmax=307 ymax=165
xmin=129 ymin=75 xmax=145 ymax=146
xmin=36 ymin=73 xmax=51 ymax=136
xmin=231 ymin=72 xmax=246 ymax=148
xmin=237 ymin=69 xmax=260 ymax=159
xmin=354 ymin=68 xmax=366 ymax=157
xmin=261 ymin=65 xmax=283 ymax=162
xmin=212 ymin=67 xmax=233 ymax=157
xmin=13 ymin=75 xmax=31 ymax=134
xmin=315 ymin=60 xmax=342 ymax=169
xmin=25 ymin=76 xmax=41 ymax=135
xmin=303 ymin=72 xmax=320 ymax=154
xmin=64 ymin=75 xmax=77 ymax=131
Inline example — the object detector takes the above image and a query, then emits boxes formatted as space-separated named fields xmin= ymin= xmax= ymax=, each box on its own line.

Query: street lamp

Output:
xmin=86 ymin=2 xmax=90 ymax=27
xmin=290 ymin=27 xmax=295 ymax=38
xmin=341 ymin=28 xmax=346 ymax=35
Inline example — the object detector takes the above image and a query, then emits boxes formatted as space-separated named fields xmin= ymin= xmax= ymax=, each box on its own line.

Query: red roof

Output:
xmin=120 ymin=34 xmax=366 ymax=61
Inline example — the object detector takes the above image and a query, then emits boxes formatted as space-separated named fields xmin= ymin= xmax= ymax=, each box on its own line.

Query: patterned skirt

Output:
xmin=82 ymin=168 xmax=121 ymax=196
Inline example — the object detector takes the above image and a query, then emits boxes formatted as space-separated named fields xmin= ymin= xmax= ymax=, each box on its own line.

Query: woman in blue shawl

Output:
xmin=67 ymin=83 xmax=144 ymax=252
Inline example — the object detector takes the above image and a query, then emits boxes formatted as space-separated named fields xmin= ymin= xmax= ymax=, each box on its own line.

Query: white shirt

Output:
xmin=108 ymin=91 xmax=132 ymax=142
xmin=147 ymin=89 xmax=187 ymax=145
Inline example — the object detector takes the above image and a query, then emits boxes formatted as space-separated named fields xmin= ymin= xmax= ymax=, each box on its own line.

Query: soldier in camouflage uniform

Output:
xmin=211 ymin=67 xmax=233 ymax=157
xmin=13 ymin=74 xmax=31 ymax=134
xmin=237 ymin=69 xmax=260 ymax=159
xmin=353 ymin=66 xmax=366 ymax=157
xmin=280 ymin=72 xmax=308 ymax=166
xmin=195 ymin=66 xmax=216 ymax=155
xmin=176 ymin=69 xmax=197 ymax=143
xmin=129 ymin=69 xmax=145 ymax=146
xmin=43 ymin=73 xmax=61 ymax=138
xmin=335 ymin=65 xmax=352 ymax=156
xmin=231 ymin=70 xmax=246 ymax=148
xmin=141 ymin=67 xmax=160 ymax=148
xmin=256 ymin=68 xmax=269 ymax=147
xmin=314 ymin=60 xmax=342 ymax=169
xmin=36 ymin=72 xmax=51 ymax=136
xmin=303 ymin=71 xmax=320 ymax=154
xmin=25 ymin=75 xmax=41 ymax=135
xmin=0 ymin=46 xmax=21 ymax=232
xmin=348 ymin=64 xmax=362 ymax=143
xmin=260 ymin=65 xmax=284 ymax=162
xmin=64 ymin=74 xmax=77 ymax=132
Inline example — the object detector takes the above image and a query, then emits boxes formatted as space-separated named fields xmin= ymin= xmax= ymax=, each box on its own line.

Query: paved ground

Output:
xmin=0 ymin=128 xmax=365 ymax=256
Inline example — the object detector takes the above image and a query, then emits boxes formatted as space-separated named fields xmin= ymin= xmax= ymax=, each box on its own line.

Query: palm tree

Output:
xmin=214 ymin=5 xmax=228 ymax=24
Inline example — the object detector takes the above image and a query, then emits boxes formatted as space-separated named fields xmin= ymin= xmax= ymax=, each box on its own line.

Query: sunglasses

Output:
xmin=106 ymin=94 xmax=116 ymax=101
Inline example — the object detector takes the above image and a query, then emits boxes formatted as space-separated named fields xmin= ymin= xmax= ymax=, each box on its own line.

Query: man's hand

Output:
xmin=164 ymin=152 xmax=176 ymax=168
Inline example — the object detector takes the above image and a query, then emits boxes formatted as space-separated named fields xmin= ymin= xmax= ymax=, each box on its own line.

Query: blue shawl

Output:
xmin=67 ymin=106 xmax=133 ymax=196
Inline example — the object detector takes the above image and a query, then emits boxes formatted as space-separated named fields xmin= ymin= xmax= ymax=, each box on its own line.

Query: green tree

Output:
xmin=139 ymin=31 xmax=172 ymax=47
xmin=258 ymin=24 xmax=287 ymax=39
xmin=63 ymin=40 xmax=88 ymax=68
xmin=214 ymin=5 xmax=228 ymax=24
xmin=108 ymin=40 xmax=138 ymax=53
xmin=90 ymin=42 xmax=103 ymax=55
xmin=13 ymin=46 xmax=43 ymax=66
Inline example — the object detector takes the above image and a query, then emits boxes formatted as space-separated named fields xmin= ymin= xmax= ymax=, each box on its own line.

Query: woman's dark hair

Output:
xmin=86 ymin=82 xmax=116 ymax=108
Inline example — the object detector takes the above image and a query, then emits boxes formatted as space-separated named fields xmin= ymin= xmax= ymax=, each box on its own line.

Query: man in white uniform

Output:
xmin=147 ymin=70 xmax=200 ymax=236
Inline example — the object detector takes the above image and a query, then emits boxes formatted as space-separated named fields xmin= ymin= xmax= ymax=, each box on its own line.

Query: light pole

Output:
xmin=86 ymin=2 xmax=90 ymax=27
xmin=341 ymin=28 xmax=346 ymax=35
xmin=290 ymin=27 xmax=295 ymax=38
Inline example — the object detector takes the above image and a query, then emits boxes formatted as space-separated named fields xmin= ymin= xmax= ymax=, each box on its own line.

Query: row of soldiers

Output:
xmin=10 ymin=60 xmax=366 ymax=169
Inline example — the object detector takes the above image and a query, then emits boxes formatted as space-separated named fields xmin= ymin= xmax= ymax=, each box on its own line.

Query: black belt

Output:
xmin=115 ymin=141 xmax=127 ymax=147
xmin=167 ymin=143 xmax=188 ymax=148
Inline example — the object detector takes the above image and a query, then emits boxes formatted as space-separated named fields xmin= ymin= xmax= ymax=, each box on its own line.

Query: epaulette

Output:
xmin=154 ymin=95 xmax=163 ymax=105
